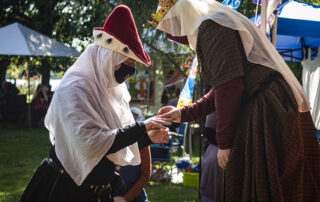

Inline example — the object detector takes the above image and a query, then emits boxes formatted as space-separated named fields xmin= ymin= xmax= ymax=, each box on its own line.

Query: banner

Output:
xmin=253 ymin=0 xmax=282 ymax=36
xmin=177 ymin=56 xmax=198 ymax=108
xmin=222 ymin=0 xmax=242 ymax=10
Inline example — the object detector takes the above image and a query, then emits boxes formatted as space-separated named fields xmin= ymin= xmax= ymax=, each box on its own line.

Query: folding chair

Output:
xmin=171 ymin=122 xmax=188 ymax=155
xmin=150 ymin=137 xmax=173 ymax=184
xmin=150 ymin=123 xmax=189 ymax=184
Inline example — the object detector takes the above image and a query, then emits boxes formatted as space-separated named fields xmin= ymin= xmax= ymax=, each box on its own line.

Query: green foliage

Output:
xmin=304 ymin=0 xmax=320 ymax=5
xmin=1 ymin=0 xmax=319 ymax=83
xmin=287 ymin=62 xmax=303 ymax=84
xmin=0 ymin=0 xmax=194 ymax=78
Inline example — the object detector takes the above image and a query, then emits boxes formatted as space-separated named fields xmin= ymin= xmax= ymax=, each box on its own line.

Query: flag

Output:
xmin=253 ymin=0 xmax=282 ymax=36
xmin=177 ymin=56 xmax=198 ymax=108
xmin=222 ymin=0 xmax=242 ymax=10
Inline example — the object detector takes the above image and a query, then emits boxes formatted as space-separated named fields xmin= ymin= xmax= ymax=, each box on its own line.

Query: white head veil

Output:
xmin=157 ymin=0 xmax=310 ymax=112
xmin=45 ymin=44 xmax=140 ymax=185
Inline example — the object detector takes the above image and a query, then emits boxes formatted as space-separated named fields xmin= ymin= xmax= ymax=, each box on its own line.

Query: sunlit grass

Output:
xmin=0 ymin=127 xmax=200 ymax=202
xmin=146 ymin=182 xmax=198 ymax=201
xmin=0 ymin=127 xmax=51 ymax=201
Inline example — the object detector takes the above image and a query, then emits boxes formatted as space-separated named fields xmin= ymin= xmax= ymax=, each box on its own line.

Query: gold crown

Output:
xmin=148 ymin=0 xmax=179 ymax=27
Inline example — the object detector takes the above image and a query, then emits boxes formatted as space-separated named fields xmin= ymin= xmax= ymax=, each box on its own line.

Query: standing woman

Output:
xmin=20 ymin=5 xmax=170 ymax=202
xmin=200 ymin=112 xmax=224 ymax=202
xmin=152 ymin=0 xmax=320 ymax=201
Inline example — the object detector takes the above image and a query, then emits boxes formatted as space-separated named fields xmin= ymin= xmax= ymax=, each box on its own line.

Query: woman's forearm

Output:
xmin=180 ymin=88 xmax=216 ymax=122
xmin=107 ymin=122 xmax=148 ymax=154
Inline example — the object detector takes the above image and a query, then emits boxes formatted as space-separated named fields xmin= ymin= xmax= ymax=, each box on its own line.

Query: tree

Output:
xmin=0 ymin=0 xmax=69 ymax=86
xmin=0 ymin=57 xmax=10 ymax=85
xmin=1 ymin=0 xmax=319 ymax=87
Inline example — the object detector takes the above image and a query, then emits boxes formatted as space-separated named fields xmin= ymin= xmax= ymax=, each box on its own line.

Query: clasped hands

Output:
xmin=155 ymin=106 xmax=231 ymax=170
xmin=143 ymin=115 xmax=171 ymax=144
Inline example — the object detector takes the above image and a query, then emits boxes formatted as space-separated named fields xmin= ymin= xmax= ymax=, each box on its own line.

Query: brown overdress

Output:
xmin=196 ymin=20 xmax=320 ymax=202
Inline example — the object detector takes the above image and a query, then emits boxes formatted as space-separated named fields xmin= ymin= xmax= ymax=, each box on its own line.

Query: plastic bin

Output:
xmin=183 ymin=172 xmax=199 ymax=187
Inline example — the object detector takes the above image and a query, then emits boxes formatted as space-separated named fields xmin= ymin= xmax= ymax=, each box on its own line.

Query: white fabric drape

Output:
xmin=45 ymin=44 xmax=141 ymax=186
xmin=302 ymin=48 xmax=320 ymax=129
xmin=157 ymin=0 xmax=310 ymax=112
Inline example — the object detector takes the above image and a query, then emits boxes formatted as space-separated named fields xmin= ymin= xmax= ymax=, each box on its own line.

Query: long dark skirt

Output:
xmin=225 ymin=76 xmax=320 ymax=202
xmin=19 ymin=146 xmax=125 ymax=202
xmin=19 ymin=158 xmax=114 ymax=202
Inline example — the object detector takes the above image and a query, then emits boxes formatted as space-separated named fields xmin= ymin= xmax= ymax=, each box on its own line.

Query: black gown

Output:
xmin=20 ymin=122 xmax=152 ymax=202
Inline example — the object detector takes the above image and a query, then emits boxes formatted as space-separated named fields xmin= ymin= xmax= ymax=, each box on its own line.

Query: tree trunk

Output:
xmin=0 ymin=56 xmax=10 ymax=86
xmin=40 ymin=58 xmax=50 ymax=87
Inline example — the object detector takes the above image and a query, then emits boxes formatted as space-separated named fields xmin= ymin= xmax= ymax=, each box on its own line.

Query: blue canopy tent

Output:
xmin=251 ymin=0 xmax=320 ymax=135
xmin=276 ymin=0 xmax=320 ymax=62
xmin=251 ymin=0 xmax=320 ymax=62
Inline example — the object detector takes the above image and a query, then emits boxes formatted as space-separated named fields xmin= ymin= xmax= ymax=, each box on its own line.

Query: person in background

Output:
xmin=200 ymin=112 xmax=223 ymax=202
xmin=152 ymin=0 xmax=320 ymax=201
xmin=161 ymin=89 xmax=169 ymax=106
xmin=115 ymin=107 xmax=150 ymax=202
xmin=0 ymin=82 xmax=8 ymax=122
xmin=130 ymin=107 xmax=145 ymax=122
xmin=31 ymin=84 xmax=53 ymax=127
xmin=2 ymin=81 xmax=19 ymax=95
xmin=20 ymin=5 xmax=170 ymax=202
xmin=0 ymin=81 xmax=21 ymax=124
xmin=167 ymin=97 xmax=178 ymax=108
xmin=316 ymin=128 xmax=320 ymax=143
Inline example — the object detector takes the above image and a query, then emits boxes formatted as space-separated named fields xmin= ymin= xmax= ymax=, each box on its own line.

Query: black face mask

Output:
xmin=114 ymin=63 xmax=135 ymax=84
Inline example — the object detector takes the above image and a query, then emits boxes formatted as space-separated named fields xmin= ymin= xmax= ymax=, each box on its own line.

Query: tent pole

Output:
xmin=272 ymin=13 xmax=278 ymax=46
xmin=198 ymin=78 xmax=203 ymax=201
xmin=146 ymin=76 xmax=150 ymax=112
xmin=28 ymin=66 xmax=31 ymax=128
xmin=189 ymin=123 xmax=192 ymax=160
xmin=182 ymin=123 xmax=187 ymax=156
xmin=261 ymin=0 xmax=267 ymax=35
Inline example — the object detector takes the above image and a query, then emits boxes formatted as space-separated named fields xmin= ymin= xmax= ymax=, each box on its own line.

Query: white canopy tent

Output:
xmin=0 ymin=22 xmax=80 ymax=127
xmin=0 ymin=22 xmax=80 ymax=57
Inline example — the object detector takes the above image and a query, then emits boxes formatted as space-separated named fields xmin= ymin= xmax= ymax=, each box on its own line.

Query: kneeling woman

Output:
xmin=20 ymin=5 xmax=170 ymax=202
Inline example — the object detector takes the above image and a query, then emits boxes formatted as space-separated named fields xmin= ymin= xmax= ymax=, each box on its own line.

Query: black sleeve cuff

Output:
xmin=138 ymin=131 xmax=153 ymax=149
xmin=107 ymin=122 xmax=147 ymax=154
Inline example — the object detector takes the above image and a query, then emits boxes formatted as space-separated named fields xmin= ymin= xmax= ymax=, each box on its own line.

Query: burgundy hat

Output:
xmin=93 ymin=5 xmax=151 ymax=66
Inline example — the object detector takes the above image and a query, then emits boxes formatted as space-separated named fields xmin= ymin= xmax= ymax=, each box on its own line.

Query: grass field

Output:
xmin=0 ymin=127 xmax=199 ymax=202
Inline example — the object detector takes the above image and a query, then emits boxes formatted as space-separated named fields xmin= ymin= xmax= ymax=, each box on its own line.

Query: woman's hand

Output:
xmin=217 ymin=148 xmax=231 ymax=169
xmin=157 ymin=106 xmax=181 ymax=123
xmin=144 ymin=116 xmax=171 ymax=131
xmin=148 ymin=128 xmax=171 ymax=143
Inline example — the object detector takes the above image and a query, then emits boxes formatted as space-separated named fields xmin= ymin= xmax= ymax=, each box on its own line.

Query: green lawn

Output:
xmin=0 ymin=128 xmax=51 ymax=202
xmin=0 ymin=127 xmax=199 ymax=202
